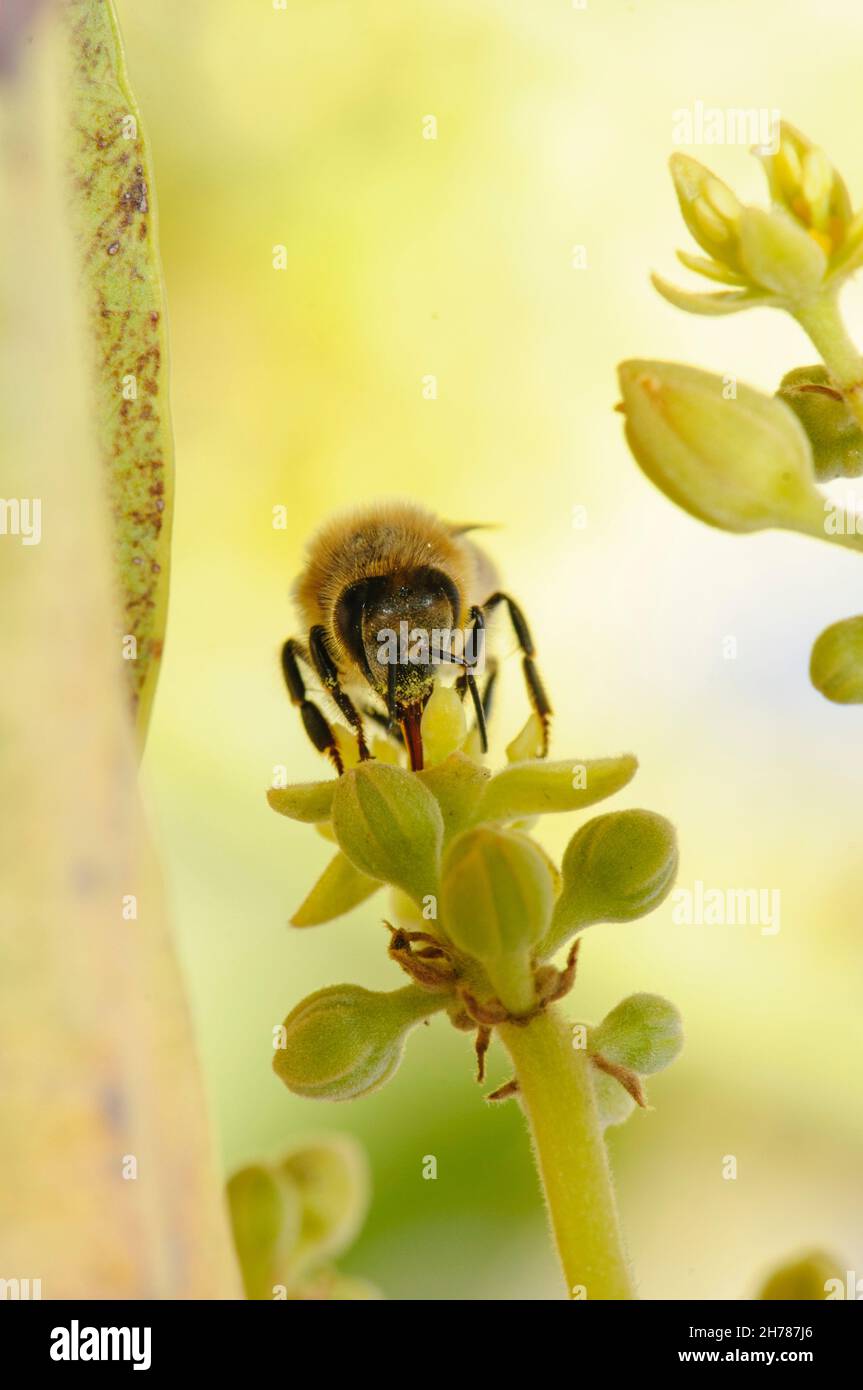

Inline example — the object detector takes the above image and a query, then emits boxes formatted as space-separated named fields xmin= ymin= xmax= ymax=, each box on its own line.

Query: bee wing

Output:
xmin=446 ymin=520 xmax=502 ymax=537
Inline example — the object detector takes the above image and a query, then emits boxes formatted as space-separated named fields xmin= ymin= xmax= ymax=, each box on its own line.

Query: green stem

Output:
xmin=795 ymin=292 xmax=863 ymax=429
xmin=498 ymin=1007 xmax=635 ymax=1300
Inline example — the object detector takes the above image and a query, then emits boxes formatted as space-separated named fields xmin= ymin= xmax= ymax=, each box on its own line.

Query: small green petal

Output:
xmin=291 ymin=851 xmax=381 ymax=928
xmin=268 ymin=780 xmax=336 ymax=824
xmin=505 ymin=713 xmax=546 ymax=762
xmin=738 ymin=206 xmax=827 ymax=298
xmin=675 ymin=250 xmax=749 ymax=286
xmin=476 ymin=754 xmax=637 ymax=822
xmin=652 ymin=273 xmax=774 ymax=317
xmin=421 ymin=683 xmax=467 ymax=765
xmin=418 ymin=750 xmax=491 ymax=841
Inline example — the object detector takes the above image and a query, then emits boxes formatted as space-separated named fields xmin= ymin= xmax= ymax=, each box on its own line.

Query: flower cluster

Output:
xmin=268 ymin=686 xmax=682 ymax=1126
xmin=618 ymin=121 xmax=863 ymax=705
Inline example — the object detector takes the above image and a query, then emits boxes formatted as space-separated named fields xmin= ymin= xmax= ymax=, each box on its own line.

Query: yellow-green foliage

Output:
xmin=64 ymin=0 xmax=174 ymax=745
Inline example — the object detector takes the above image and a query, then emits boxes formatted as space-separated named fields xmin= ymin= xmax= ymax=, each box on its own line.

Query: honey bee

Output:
xmin=282 ymin=501 xmax=550 ymax=772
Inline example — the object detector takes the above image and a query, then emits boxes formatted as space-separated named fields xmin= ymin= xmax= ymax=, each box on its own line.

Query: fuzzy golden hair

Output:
xmin=293 ymin=500 xmax=496 ymax=670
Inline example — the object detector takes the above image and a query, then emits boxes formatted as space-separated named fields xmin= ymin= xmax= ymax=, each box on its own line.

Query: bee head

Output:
xmin=336 ymin=569 xmax=462 ymax=765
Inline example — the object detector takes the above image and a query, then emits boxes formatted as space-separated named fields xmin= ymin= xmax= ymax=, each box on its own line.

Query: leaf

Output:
xmin=0 ymin=5 xmax=239 ymax=1295
xmin=291 ymin=851 xmax=381 ymax=927
xmin=476 ymin=754 xmax=638 ymax=822
xmin=63 ymin=0 xmax=174 ymax=749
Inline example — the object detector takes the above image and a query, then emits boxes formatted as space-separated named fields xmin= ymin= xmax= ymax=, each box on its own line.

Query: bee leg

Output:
xmin=482 ymin=591 xmax=551 ymax=756
xmin=281 ymin=638 xmax=345 ymax=775
xmin=308 ymin=625 xmax=372 ymax=762
xmin=455 ymin=606 xmax=491 ymax=752
xmin=480 ymin=657 xmax=499 ymax=721
xmin=361 ymin=702 xmax=403 ymax=747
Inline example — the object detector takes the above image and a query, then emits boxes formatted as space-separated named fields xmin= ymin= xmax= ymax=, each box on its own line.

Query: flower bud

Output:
xmin=618 ymin=360 xmax=823 ymax=537
xmin=227 ymin=1164 xmax=302 ymax=1300
xmin=590 ymin=993 xmax=683 ymax=1075
xmin=810 ymin=616 xmax=863 ymax=703
xmin=758 ymin=122 xmax=851 ymax=251
xmin=331 ymin=762 xmax=443 ymax=907
xmin=543 ymin=809 xmax=678 ymax=956
xmin=440 ymin=826 xmax=554 ymax=1014
xmin=777 ymin=365 xmax=863 ymax=480
xmin=669 ymin=154 xmax=744 ymax=271
xmin=273 ymin=983 xmax=445 ymax=1101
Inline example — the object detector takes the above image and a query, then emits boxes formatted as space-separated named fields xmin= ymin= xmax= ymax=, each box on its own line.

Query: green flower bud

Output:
xmin=440 ymin=826 xmax=554 ymax=1014
xmin=669 ymin=154 xmax=744 ymax=272
xmin=543 ymin=809 xmax=678 ymax=957
xmin=227 ymin=1164 xmax=302 ymax=1300
xmin=291 ymin=851 xmax=381 ymax=928
xmin=810 ymin=616 xmax=863 ymax=703
xmin=590 ymin=993 xmax=683 ymax=1075
xmin=273 ymin=983 xmax=446 ymax=1101
xmin=476 ymin=753 xmax=638 ymax=822
xmin=758 ymin=122 xmax=851 ymax=251
xmin=420 ymin=683 xmax=467 ymax=766
xmin=331 ymin=762 xmax=443 ymax=907
xmin=777 ymin=365 xmax=863 ymax=480
xmin=278 ymin=1135 xmax=370 ymax=1274
xmin=759 ymin=1251 xmax=845 ymax=1301
xmin=617 ymin=360 xmax=823 ymax=537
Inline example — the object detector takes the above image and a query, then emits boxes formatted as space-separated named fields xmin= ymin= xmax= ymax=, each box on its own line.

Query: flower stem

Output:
xmin=795 ymin=293 xmax=863 ymax=430
xmin=498 ymin=1007 xmax=635 ymax=1300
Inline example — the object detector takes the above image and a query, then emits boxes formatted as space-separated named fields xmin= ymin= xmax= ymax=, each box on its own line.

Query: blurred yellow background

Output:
xmin=124 ymin=0 xmax=863 ymax=1298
